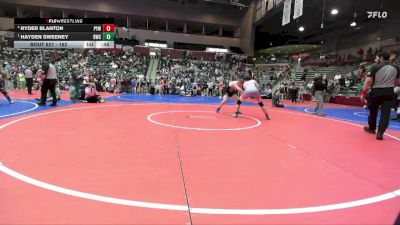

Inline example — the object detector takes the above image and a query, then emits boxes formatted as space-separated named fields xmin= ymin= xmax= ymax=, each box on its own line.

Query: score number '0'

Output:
xmin=102 ymin=24 xmax=115 ymax=32
xmin=102 ymin=32 xmax=115 ymax=41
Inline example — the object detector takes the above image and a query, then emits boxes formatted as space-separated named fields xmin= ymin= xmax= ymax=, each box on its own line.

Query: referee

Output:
xmin=361 ymin=52 xmax=400 ymax=140
xmin=38 ymin=60 xmax=58 ymax=106
xmin=24 ymin=66 xmax=33 ymax=95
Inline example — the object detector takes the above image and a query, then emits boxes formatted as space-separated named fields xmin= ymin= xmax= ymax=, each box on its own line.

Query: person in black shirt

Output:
xmin=361 ymin=52 xmax=400 ymax=140
xmin=312 ymin=74 xmax=328 ymax=116
xmin=301 ymin=70 xmax=307 ymax=81
xmin=288 ymin=83 xmax=298 ymax=103
xmin=71 ymin=65 xmax=83 ymax=102
xmin=0 ymin=68 xmax=14 ymax=104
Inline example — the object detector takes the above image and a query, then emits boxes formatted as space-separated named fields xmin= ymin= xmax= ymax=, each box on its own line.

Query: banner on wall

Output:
xmin=293 ymin=0 xmax=303 ymax=19
xmin=282 ymin=0 xmax=292 ymax=26
xmin=267 ymin=0 xmax=274 ymax=11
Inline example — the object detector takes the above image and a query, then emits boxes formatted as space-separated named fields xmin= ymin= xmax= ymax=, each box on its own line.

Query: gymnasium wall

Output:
xmin=379 ymin=21 xmax=400 ymax=51
xmin=336 ymin=21 xmax=400 ymax=56
xmin=239 ymin=1 xmax=256 ymax=56
xmin=336 ymin=31 xmax=380 ymax=57
xmin=0 ymin=17 xmax=13 ymax=30
xmin=117 ymin=27 xmax=241 ymax=49
xmin=314 ymin=21 xmax=400 ymax=57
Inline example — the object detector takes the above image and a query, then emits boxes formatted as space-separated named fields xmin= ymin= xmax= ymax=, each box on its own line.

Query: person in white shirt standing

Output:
xmin=207 ymin=81 xmax=214 ymax=96
xmin=232 ymin=70 xmax=270 ymax=120
xmin=24 ymin=66 xmax=33 ymax=95
xmin=38 ymin=60 xmax=58 ymax=106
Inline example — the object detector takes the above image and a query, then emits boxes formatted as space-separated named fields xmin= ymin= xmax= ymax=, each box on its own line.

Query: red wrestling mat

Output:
xmin=0 ymin=102 xmax=399 ymax=224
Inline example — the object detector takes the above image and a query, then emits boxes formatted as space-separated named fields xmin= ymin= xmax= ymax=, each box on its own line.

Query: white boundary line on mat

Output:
xmin=0 ymin=100 xmax=38 ymax=118
xmin=147 ymin=110 xmax=261 ymax=131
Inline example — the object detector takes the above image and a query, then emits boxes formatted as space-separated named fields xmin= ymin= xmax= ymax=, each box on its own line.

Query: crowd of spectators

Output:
xmin=0 ymin=47 xmax=149 ymax=100
xmin=252 ymin=64 xmax=291 ymax=81
xmin=153 ymin=55 xmax=242 ymax=97
xmin=275 ymin=64 xmax=372 ymax=104
xmin=252 ymin=47 xmax=383 ymax=66
xmin=1 ymin=40 xmax=261 ymax=99
xmin=0 ymin=44 xmax=296 ymax=101
xmin=4 ymin=41 xmax=393 ymax=104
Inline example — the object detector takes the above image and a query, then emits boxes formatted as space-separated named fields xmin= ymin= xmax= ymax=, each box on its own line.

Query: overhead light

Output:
xmin=145 ymin=42 xmax=167 ymax=48
xmin=298 ymin=26 xmax=305 ymax=32
xmin=321 ymin=41 xmax=324 ymax=44
xmin=206 ymin=47 xmax=228 ymax=53
xmin=331 ymin=9 xmax=339 ymax=15
xmin=350 ymin=21 xmax=357 ymax=27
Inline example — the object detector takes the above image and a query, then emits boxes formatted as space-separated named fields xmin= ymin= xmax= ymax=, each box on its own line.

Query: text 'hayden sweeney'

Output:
xmin=19 ymin=34 xmax=69 ymax=40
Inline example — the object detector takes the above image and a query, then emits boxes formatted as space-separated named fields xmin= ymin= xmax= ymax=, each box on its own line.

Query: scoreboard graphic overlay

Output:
xmin=14 ymin=18 xmax=115 ymax=49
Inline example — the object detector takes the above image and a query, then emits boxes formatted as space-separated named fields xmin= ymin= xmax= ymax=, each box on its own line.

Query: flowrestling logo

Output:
xmin=367 ymin=11 xmax=388 ymax=19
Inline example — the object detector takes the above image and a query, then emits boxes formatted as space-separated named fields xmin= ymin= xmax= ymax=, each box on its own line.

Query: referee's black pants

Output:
xmin=368 ymin=88 xmax=395 ymax=135
xmin=26 ymin=78 xmax=33 ymax=94
xmin=40 ymin=79 xmax=57 ymax=104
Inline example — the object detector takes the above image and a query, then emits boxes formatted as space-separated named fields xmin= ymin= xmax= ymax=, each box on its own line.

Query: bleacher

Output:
xmin=250 ymin=64 xmax=291 ymax=90
xmin=294 ymin=66 xmax=356 ymax=82
xmin=254 ymin=67 xmax=277 ymax=85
